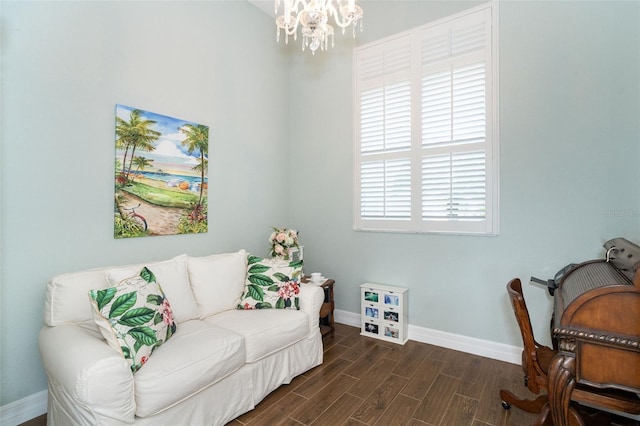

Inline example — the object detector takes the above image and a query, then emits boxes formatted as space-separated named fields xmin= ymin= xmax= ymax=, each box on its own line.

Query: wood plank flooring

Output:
xmin=20 ymin=323 xmax=640 ymax=426
xmin=229 ymin=323 xmax=539 ymax=426
xmin=230 ymin=324 xmax=639 ymax=426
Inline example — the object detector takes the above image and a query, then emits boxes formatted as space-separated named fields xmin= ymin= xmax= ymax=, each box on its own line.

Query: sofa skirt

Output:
xmin=47 ymin=330 xmax=323 ymax=426
xmin=136 ymin=329 xmax=323 ymax=425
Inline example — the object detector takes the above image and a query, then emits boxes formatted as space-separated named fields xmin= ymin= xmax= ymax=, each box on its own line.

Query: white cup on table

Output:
xmin=310 ymin=272 xmax=322 ymax=282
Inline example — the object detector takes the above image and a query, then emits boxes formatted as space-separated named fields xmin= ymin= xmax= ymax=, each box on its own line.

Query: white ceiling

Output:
xmin=248 ymin=0 xmax=275 ymax=18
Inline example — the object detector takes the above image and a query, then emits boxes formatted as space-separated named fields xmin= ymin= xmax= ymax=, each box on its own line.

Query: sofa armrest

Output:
xmin=38 ymin=324 xmax=136 ymax=425
xmin=297 ymin=284 xmax=324 ymax=335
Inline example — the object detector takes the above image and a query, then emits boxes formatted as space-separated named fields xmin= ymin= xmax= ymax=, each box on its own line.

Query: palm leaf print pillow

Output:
xmin=237 ymin=255 xmax=303 ymax=310
xmin=89 ymin=267 xmax=177 ymax=373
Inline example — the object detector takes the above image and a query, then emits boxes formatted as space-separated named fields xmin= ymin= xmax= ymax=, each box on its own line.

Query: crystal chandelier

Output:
xmin=275 ymin=0 xmax=364 ymax=55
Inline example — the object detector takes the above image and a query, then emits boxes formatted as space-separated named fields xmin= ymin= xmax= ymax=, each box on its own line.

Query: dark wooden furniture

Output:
xmin=500 ymin=277 xmax=640 ymax=425
xmin=500 ymin=278 xmax=556 ymax=418
xmin=319 ymin=278 xmax=335 ymax=338
xmin=550 ymin=247 xmax=640 ymax=426
xmin=302 ymin=276 xmax=335 ymax=338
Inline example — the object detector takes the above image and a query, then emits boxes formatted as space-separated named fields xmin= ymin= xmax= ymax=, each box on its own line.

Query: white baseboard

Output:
xmin=334 ymin=309 xmax=522 ymax=365
xmin=0 ymin=389 xmax=47 ymax=426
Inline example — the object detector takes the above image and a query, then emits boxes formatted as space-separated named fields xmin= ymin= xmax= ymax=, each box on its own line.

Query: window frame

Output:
xmin=353 ymin=2 xmax=499 ymax=236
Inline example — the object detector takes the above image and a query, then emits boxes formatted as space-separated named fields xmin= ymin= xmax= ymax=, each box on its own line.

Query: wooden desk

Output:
xmin=548 ymin=261 xmax=640 ymax=425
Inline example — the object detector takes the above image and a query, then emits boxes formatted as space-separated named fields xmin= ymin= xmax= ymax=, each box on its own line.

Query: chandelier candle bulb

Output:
xmin=275 ymin=0 xmax=363 ymax=55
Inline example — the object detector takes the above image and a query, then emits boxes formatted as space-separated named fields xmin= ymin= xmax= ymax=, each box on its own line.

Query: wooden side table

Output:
xmin=302 ymin=276 xmax=335 ymax=338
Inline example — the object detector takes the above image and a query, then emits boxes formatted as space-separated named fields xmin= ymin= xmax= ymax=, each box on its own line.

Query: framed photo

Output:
xmin=365 ymin=307 xmax=379 ymax=319
xmin=364 ymin=291 xmax=379 ymax=303
xmin=384 ymin=294 xmax=399 ymax=306
xmin=385 ymin=326 xmax=399 ymax=339
xmin=364 ymin=322 xmax=379 ymax=334
xmin=384 ymin=310 xmax=399 ymax=322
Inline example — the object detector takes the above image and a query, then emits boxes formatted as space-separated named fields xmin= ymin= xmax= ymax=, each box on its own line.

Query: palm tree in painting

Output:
xmin=116 ymin=109 xmax=161 ymax=182
xmin=132 ymin=156 xmax=153 ymax=178
xmin=192 ymin=156 xmax=208 ymax=200
xmin=179 ymin=124 xmax=208 ymax=205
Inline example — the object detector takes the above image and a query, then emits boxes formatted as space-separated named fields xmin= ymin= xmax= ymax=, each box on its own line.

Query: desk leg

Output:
xmin=548 ymin=354 xmax=587 ymax=426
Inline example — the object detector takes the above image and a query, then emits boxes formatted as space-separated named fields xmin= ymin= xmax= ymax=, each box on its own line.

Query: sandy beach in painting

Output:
xmin=118 ymin=192 xmax=182 ymax=235
xmin=117 ymin=176 xmax=207 ymax=235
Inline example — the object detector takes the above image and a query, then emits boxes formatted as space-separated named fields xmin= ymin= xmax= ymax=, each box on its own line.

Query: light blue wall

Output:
xmin=1 ymin=0 xmax=639 ymax=410
xmin=0 ymin=1 xmax=289 ymax=406
xmin=288 ymin=0 xmax=639 ymax=347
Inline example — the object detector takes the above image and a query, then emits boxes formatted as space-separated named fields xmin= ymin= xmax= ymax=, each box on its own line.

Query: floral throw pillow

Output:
xmin=88 ymin=267 xmax=177 ymax=373
xmin=237 ymin=255 xmax=303 ymax=310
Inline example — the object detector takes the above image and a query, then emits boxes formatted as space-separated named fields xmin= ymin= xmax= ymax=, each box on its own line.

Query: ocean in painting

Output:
xmin=138 ymin=170 xmax=207 ymax=185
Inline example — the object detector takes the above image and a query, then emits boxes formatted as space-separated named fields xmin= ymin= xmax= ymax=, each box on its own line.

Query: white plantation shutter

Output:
xmin=356 ymin=35 xmax=413 ymax=225
xmin=421 ymin=151 xmax=486 ymax=219
xmin=358 ymin=35 xmax=412 ymax=155
xmin=360 ymin=81 xmax=411 ymax=154
xmin=421 ymin=62 xmax=486 ymax=148
xmin=420 ymin=16 xmax=488 ymax=225
xmin=355 ymin=2 xmax=498 ymax=234
xmin=361 ymin=159 xmax=411 ymax=219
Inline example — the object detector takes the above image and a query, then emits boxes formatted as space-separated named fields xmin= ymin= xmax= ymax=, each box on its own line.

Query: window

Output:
xmin=354 ymin=2 xmax=499 ymax=235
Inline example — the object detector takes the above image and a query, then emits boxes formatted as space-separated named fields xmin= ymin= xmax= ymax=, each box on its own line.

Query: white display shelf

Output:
xmin=360 ymin=282 xmax=408 ymax=344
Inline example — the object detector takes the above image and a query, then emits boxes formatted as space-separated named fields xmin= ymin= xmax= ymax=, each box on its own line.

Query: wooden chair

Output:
xmin=500 ymin=278 xmax=555 ymax=416
xmin=500 ymin=278 xmax=640 ymax=425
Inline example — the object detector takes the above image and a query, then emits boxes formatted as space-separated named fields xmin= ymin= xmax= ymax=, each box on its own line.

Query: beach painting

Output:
xmin=114 ymin=104 xmax=209 ymax=238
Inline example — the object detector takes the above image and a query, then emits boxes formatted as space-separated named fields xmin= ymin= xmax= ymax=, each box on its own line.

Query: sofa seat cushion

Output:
xmin=134 ymin=320 xmax=245 ymax=418
xmin=206 ymin=309 xmax=309 ymax=363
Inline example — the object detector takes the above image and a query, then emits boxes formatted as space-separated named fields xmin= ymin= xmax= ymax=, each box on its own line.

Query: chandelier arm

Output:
xmin=325 ymin=2 xmax=351 ymax=29
xmin=276 ymin=0 xmax=306 ymax=35
xmin=283 ymin=14 xmax=302 ymax=36
xmin=331 ymin=17 xmax=354 ymax=29
xmin=280 ymin=0 xmax=307 ymax=15
xmin=327 ymin=0 xmax=362 ymax=29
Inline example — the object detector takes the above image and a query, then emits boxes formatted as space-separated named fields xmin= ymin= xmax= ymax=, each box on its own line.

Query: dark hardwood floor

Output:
xmin=231 ymin=323 xmax=539 ymax=426
xmin=20 ymin=324 xmax=640 ymax=426
xmin=234 ymin=324 xmax=638 ymax=426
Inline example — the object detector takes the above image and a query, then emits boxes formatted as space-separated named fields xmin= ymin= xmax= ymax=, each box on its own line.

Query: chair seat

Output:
xmin=536 ymin=345 xmax=555 ymax=374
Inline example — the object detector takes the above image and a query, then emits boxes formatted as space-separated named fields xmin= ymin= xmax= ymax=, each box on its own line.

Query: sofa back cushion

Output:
xmin=45 ymin=254 xmax=199 ymax=327
xmin=45 ymin=268 xmax=112 ymax=327
xmin=105 ymin=254 xmax=199 ymax=323
xmin=188 ymin=250 xmax=247 ymax=318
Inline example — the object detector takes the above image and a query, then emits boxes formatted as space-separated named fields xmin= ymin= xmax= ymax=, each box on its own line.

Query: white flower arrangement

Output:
xmin=269 ymin=227 xmax=299 ymax=260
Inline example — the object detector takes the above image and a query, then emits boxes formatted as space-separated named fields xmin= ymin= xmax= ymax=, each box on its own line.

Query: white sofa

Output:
xmin=38 ymin=250 xmax=324 ymax=425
